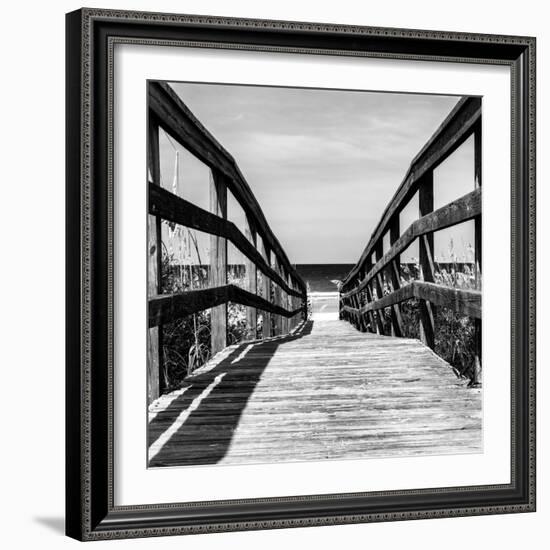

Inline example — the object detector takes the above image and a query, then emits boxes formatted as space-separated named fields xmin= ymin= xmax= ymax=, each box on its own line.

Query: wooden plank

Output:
xmin=149 ymin=285 xmax=304 ymax=328
xmin=342 ymin=97 xmax=481 ymax=289
xmin=148 ymin=319 xmax=481 ymax=467
xmin=147 ymin=117 xmax=162 ymax=404
xmin=262 ymin=244 xmax=272 ymax=338
xmin=366 ymin=284 xmax=385 ymax=334
xmin=149 ymin=81 xmax=306 ymax=294
xmin=351 ymin=294 xmax=361 ymax=331
xmin=361 ymin=263 xmax=376 ymax=332
xmin=245 ymin=226 xmax=257 ymax=340
xmin=473 ymin=123 xmax=482 ymax=385
xmin=273 ymin=261 xmax=283 ymax=336
xmin=356 ymin=270 xmax=368 ymax=332
xmin=388 ymin=217 xmax=404 ymax=337
xmin=342 ymin=281 xmax=481 ymax=320
xmin=373 ymin=242 xmax=387 ymax=336
xmin=209 ymin=171 xmax=227 ymax=355
xmin=355 ymin=291 xmax=367 ymax=332
xmin=284 ymin=274 xmax=292 ymax=334
xmin=341 ymin=188 xmax=481 ymax=298
xmin=418 ymin=173 xmax=435 ymax=349
xmin=147 ymin=216 xmax=161 ymax=403
xmin=149 ymin=183 xmax=303 ymax=298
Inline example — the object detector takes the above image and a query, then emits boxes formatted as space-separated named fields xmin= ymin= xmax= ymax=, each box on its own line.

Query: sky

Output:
xmin=160 ymin=82 xmax=476 ymax=264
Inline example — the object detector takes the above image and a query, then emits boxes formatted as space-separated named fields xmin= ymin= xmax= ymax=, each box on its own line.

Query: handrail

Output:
xmin=342 ymin=281 xmax=481 ymax=320
xmin=339 ymin=96 xmax=482 ymax=384
xmin=149 ymin=81 xmax=306 ymax=294
xmin=341 ymin=188 xmax=481 ymax=299
xmin=147 ymin=81 xmax=307 ymax=402
xmin=149 ymin=183 xmax=303 ymax=299
xmin=149 ymin=285 xmax=304 ymax=328
xmin=341 ymin=96 xmax=481 ymax=291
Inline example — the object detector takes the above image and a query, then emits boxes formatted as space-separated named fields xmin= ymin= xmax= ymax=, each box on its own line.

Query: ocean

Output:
xmin=295 ymin=264 xmax=355 ymax=293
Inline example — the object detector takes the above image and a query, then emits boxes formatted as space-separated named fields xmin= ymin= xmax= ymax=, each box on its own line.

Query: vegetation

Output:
xmin=159 ymin=226 xmax=271 ymax=390
xmin=371 ymin=241 xmax=480 ymax=383
xmin=159 ymin=230 xmax=212 ymax=390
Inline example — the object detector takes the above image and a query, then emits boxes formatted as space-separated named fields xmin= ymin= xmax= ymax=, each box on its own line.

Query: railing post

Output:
xmin=418 ymin=173 xmax=436 ymax=349
xmin=147 ymin=116 xmax=163 ymax=404
xmin=355 ymin=272 xmax=367 ymax=332
xmin=473 ymin=123 xmax=482 ymax=385
xmin=289 ymin=278 xmax=296 ymax=330
xmin=388 ymin=216 xmax=404 ymax=337
xmin=373 ymin=242 xmax=387 ymax=335
xmin=209 ymin=170 xmax=227 ymax=355
xmin=362 ymin=261 xmax=376 ymax=333
xmin=274 ymin=260 xmax=283 ymax=335
xmin=245 ymin=222 xmax=257 ymax=341
xmin=282 ymin=271 xmax=289 ymax=335
xmin=367 ymin=283 xmax=384 ymax=334
xmin=351 ymin=292 xmax=361 ymax=330
xmin=262 ymin=244 xmax=272 ymax=338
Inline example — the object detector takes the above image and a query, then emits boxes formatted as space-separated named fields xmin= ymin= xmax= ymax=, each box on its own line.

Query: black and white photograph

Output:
xmin=146 ymin=81 xmax=483 ymax=468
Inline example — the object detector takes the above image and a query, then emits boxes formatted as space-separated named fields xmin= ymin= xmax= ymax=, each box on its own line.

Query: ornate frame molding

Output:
xmin=66 ymin=8 xmax=536 ymax=540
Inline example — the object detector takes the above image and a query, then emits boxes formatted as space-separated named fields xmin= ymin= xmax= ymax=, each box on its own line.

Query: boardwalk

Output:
xmin=146 ymin=86 xmax=483 ymax=469
xmin=148 ymin=317 xmax=481 ymax=467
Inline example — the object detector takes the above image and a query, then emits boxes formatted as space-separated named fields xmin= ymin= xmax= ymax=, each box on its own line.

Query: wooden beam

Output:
xmin=350 ymin=293 xmax=361 ymax=331
xmin=149 ymin=285 xmax=303 ymax=328
xmin=245 ymin=226 xmax=257 ymax=340
xmin=262 ymin=245 xmax=272 ymax=338
xmin=342 ymin=97 xmax=481 ymax=289
xmin=149 ymin=183 xmax=302 ymax=298
xmin=362 ymin=263 xmax=376 ymax=332
xmin=373 ymin=242 xmax=387 ymax=335
xmin=147 ymin=117 xmax=162 ymax=404
xmin=388 ymin=217 xmax=404 ymax=337
xmin=354 ymin=288 xmax=366 ymax=331
xmin=273 ymin=261 xmax=283 ymax=336
xmin=367 ymin=284 xmax=385 ymax=335
xmin=341 ymin=188 xmax=481 ymax=298
xmin=473 ymin=122 xmax=482 ymax=385
xmin=148 ymin=81 xmax=306 ymax=294
xmin=342 ymin=281 xmax=481 ymax=320
xmin=209 ymin=171 xmax=227 ymax=355
xmin=418 ymin=173 xmax=435 ymax=349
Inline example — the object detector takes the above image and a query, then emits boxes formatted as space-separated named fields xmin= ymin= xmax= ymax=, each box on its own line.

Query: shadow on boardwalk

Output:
xmin=148 ymin=321 xmax=314 ymax=467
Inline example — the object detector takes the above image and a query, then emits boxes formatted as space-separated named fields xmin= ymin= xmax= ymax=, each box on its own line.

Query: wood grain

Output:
xmin=342 ymin=96 xmax=481 ymax=289
xmin=341 ymin=188 xmax=481 ymax=299
xmin=343 ymin=281 xmax=481 ymax=320
xmin=149 ymin=81 xmax=306 ymax=294
xmin=149 ymin=285 xmax=304 ymax=328
xmin=149 ymin=183 xmax=303 ymax=299
xmin=148 ymin=319 xmax=481 ymax=467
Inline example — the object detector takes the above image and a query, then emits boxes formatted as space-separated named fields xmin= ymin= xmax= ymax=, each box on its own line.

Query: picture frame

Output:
xmin=65 ymin=7 xmax=536 ymax=541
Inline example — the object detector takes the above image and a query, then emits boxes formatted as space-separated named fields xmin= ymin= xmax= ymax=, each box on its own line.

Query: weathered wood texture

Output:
xmin=341 ymin=188 xmax=481 ymax=299
xmin=148 ymin=319 xmax=481 ymax=467
xmin=149 ymin=183 xmax=302 ymax=298
xmin=261 ymin=244 xmax=272 ymax=338
xmin=149 ymin=81 xmax=306 ymax=294
xmin=473 ymin=122 xmax=483 ymax=384
xmin=342 ymin=281 xmax=481 ymax=320
xmin=245 ymin=226 xmax=257 ymax=340
xmin=147 ymin=118 xmax=162 ymax=404
xmin=342 ymin=96 xmax=481 ymax=290
xmin=209 ymin=171 xmax=227 ymax=355
xmin=418 ymin=172 xmax=435 ymax=349
xmin=149 ymin=285 xmax=304 ymax=328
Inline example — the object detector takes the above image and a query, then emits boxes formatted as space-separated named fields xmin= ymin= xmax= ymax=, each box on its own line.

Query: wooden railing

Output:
xmin=147 ymin=82 xmax=307 ymax=403
xmin=339 ymin=97 xmax=482 ymax=382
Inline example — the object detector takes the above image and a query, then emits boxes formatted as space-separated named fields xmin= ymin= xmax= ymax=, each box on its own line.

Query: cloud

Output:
xmin=168 ymin=82 xmax=462 ymax=263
